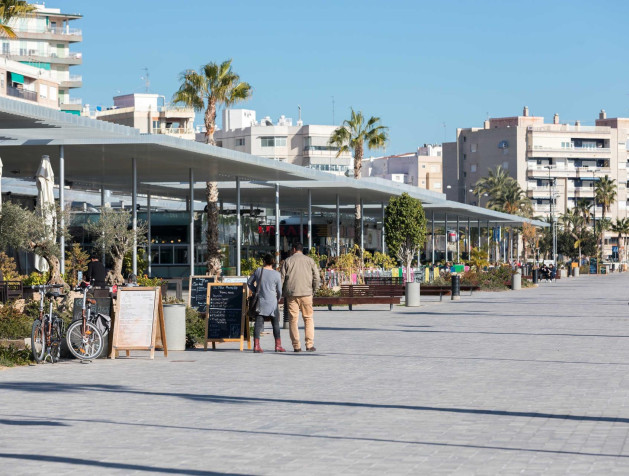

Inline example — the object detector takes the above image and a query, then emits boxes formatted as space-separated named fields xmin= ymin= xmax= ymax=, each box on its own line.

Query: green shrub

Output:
xmin=137 ymin=275 xmax=166 ymax=287
xmin=23 ymin=272 xmax=49 ymax=286
xmin=315 ymin=287 xmax=340 ymax=297
xmin=0 ymin=303 xmax=32 ymax=339
xmin=0 ymin=345 xmax=32 ymax=367
xmin=460 ymin=266 xmax=515 ymax=291
xmin=185 ymin=306 xmax=205 ymax=348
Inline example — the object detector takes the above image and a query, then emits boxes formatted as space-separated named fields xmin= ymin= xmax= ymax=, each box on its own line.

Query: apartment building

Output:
xmin=443 ymin=107 xmax=629 ymax=259
xmin=0 ymin=56 xmax=62 ymax=109
xmin=1 ymin=3 xmax=82 ymax=114
xmin=95 ymin=93 xmax=195 ymax=140
xmin=367 ymin=145 xmax=443 ymax=192
xmin=212 ymin=109 xmax=353 ymax=175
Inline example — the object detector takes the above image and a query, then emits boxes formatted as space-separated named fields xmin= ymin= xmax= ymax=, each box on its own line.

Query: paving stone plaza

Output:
xmin=2 ymin=274 xmax=629 ymax=474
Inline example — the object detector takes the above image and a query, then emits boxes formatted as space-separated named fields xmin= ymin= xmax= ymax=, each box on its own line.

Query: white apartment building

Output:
xmin=443 ymin=107 xmax=629 ymax=259
xmin=95 ymin=94 xmax=195 ymax=140
xmin=367 ymin=145 xmax=443 ymax=192
xmin=211 ymin=109 xmax=353 ymax=175
xmin=0 ymin=56 xmax=62 ymax=109
xmin=1 ymin=3 xmax=82 ymax=115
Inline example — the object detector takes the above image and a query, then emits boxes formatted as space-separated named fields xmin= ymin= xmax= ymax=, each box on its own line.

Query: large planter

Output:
xmin=163 ymin=304 xmax=186 ymax=351
xmin=405 ymin=282 xmax=420 ymax=307
xmin=511 ymin=269 xmax=521 ymax=290
xmin=573 ymin=267 xmax=580 ymax=277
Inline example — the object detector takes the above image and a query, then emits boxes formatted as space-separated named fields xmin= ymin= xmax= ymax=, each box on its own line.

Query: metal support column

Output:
xmin=59 ymin=145 xmax=65 ymax=275
xmin=236 ymin=176 xmax=241 ymax=276
xmin=307 ymin=189 xmax=312 ymax=251
xmin=147 ymin=191 xmax=152 ymax=276
xmin=431 ymin=211 xmax=435 ymax=265
xmin=132 ymin=157 xmax=137 ymax=275
xmin=444 ymin=213 xmax=448 ymax=262
xmin=477 ymin=220 xmax=481 ymax=249
xmin=190 ymin=168 xmax=195 ymax=276
xmin=456 ymin=216 xmax=460 ymax=262
xmin=381 ymin=202 xmax=386 ymax=253
xmin=100 ymin=187 xmax=106 ymax=264
xmin=360 ymin=198 xmax=364 ymax=251
xmin=336 ymin=194 xmax=340 ymax=257
xmin=275 ymin=183 xmax=280 ymax=267
xmin=486 ymin=221 xmax=490 ymax=259
xmin=467 ymin=217 xmax=471 ymax=257
xmin=300 ymin=212 xmax=304 ymax=245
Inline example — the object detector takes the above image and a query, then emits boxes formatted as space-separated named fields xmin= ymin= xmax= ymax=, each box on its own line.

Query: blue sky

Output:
xmin=56 ymin=0 xmax=629 ymax=155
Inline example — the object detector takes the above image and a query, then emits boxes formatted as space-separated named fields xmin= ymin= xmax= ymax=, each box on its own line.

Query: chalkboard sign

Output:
xmin=188 ymin=275 xmax=217 ymax=314
xmin=589 ymin=257 xmax=598 ymax=275
xmin=205 ymin=283 xmax=247 ymax=351
xmin=72 ymin=297 xmax=112 ymax=322
xmin=111 ymin=287 xmax=167 ymax=359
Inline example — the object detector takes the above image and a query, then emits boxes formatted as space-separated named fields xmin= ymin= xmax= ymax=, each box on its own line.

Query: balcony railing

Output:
xmin=11 ymin=26 xmax=82 ymax=36
xmin=6 ymin=85 xmax=36 ymax=102
xmin=59 ymin=97 xmax=82 ymax=105
xmin=151 ymin=128 xmax=194 ymax=135
xmin=528 ymin=125 xmax=610 ymax=133
xmin=528 ymin=145 xmax=611 ymax=154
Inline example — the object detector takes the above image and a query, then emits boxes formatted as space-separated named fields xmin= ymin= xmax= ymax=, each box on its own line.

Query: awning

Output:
xmin=9 ymin=72 xmax=24 ymax=84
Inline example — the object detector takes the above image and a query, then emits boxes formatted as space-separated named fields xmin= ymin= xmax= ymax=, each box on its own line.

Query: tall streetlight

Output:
xmin=446 ymin=184 xmax=474 ymax=204
xmin=544 ymin=165 xmax=557 ymax=267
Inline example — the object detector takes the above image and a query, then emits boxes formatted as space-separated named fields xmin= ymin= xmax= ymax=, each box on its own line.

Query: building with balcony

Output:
xmin=94 ymin=93 xmax=195 ymax=140
xmin=0 ymin=57 xmax=61 ymax=109
xmin=443 ymin=107 xmax=629 ymax=260
xmin=1 ymin=3 xmax=82 ymax=114
xmin=211 ymin=109 xmax=353 ymax=175
xmin=366 ymin=145 xmax=443 ymax=192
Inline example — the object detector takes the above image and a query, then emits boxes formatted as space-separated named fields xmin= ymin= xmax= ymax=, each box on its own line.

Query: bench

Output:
xmin=279 ymin=295 xmax=402 ymax=312
xmin=0 ymin=280 xmax=23 ymax=302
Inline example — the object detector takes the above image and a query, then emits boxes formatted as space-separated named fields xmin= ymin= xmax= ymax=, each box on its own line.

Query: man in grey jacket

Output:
xmin=281 ymin=242 xmax=321 ymax=352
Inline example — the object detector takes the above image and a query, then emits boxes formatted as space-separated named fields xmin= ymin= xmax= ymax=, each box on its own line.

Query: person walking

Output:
xmin=247 ymin=253 xmax=285 ymax=353
xmin=86 ymin=252 xmax=107 ymax=287
xmin=281 ymin=242 xmax=321 ymax=352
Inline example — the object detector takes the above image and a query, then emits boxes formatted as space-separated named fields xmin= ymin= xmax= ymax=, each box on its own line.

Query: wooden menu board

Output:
xmin=110 ymin=287 xmax=167 ymax=359
xmin=188 ymin=275 xmax=217 ymax=314
xmin=204 ymin=283 xmax=248 ymax=351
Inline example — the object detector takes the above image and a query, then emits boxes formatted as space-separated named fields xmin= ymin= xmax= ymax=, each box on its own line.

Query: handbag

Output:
xmin=248 ymin=267 xmax=264 ymax=316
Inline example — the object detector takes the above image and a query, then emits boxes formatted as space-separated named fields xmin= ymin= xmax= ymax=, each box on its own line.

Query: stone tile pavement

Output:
xmin=2 ymin=274 xmax=629 ymax=474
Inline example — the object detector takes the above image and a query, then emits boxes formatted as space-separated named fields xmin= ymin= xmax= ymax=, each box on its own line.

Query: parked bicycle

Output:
xmin=65 ymin=281 xmax=109 ymax=361
xmin=31 ymin=284 xmax=66 ymax=363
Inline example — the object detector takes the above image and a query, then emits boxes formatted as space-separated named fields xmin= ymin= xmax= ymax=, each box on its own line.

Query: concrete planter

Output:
xmin=163 ymin=304 xmax=186 ymax=351
xmin=560 ymin=269 xmax=567 ymax=279
xmin=573 ymin=267 xmax=580 ymax=277
xmin=405 ymin=282 xmax=420 ymax=307
xmin=511 ymin=269 xmax=521 ymax=290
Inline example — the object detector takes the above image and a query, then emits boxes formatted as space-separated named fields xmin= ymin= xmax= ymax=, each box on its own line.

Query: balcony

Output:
xmin=7 ymin=51 xmax=82 ymax=65
xmin=527 ymin=145 xmax=611 ymax=159
xmin=6 ymin=85 xmax=37 ymax=102
xmin=527 ymin=165 xmax=611 ymax=178
xmin=60 ymin=74 xmax=82 ymax=88
xmin=59 ymin=97 xmax=82 ymax=111
xmin=12 ymin=26 xmax=82 ymax=42
xmin=151 ymin=128 xmax=195 ymax=138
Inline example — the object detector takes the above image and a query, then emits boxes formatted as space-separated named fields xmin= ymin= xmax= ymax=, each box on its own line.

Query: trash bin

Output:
xmin=451 ymin=274 xmax=461 ymax=301
xmin=532 ymin=268 xmax=538 ymax=284
xmin=573 ymin=267 xmax=579 ymax=277
xmin=512 ymin=269 xmax=521 ymax=290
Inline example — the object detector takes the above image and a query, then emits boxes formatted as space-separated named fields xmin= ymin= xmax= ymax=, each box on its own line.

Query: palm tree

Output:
xmin=594 ymin=175 xmax=616 ymax=257
xmin=0 ymin=0 xmax=35 ymax=38
xmin=561 ymin=208 xmax=586 ymax=264
xmin=473 ymin=165 xmax=515 ymax=208
xmin=574 ymin=198 xmax=593 ymax=224
xmin=610 ymin=217 xmax=629 ymax=262
xmin=488 ymin=180 xmax=531 ymax=216
xmin=329 ymin=108 xmax=388 ymax=244
xmin=173 ymin=59 xmax=252 ymax=275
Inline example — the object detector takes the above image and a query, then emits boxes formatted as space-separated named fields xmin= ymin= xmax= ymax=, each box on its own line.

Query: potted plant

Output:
xmin=384 ymin=193 xmax=427 ymax=307
xmin=162 ymin=296 xmax=186 ymax=351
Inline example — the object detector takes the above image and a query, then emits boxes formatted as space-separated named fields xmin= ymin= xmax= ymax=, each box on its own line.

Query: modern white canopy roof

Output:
xmin=0 ymin=96 xmax=546 ymax=227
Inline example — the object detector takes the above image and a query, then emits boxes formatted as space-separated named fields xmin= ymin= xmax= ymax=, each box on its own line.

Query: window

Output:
xmin=502 ymin=161 xmax=509 ymax=170
xmin=463 ymin=172 xmax=467 ymax=178
xmin=261 ymin=136 xmax=287 ymax=147
xmin=471 ymin=144 xmax=477 ymax=153
xmin=463 ymin=154 xmax=466 ymax=160
xmin=463 ymin=136 xmax=466 ymax=142
xmin=470 ymin=165 xmax=477 ymax=173
xmin=216 ymin=141 xmax=223 ymax=147
xmin=432 ymin=182 xmax=441 ymax=190
xmin=236 ymin=138 xmax=245 ymax=146
xmin=39 ymin=84 xmax=47 ymax=98
xmin=421 ymin=164 xmax=426 ymax=168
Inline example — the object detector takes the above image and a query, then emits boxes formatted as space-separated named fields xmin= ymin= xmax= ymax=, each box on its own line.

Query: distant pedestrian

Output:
xmin=281 ymin=242 xmax=320 ymax=352
xmin=247 ymin=254 xmax=285 ymax=353
xmin=86 ymin=252 xmax=107 ymax=287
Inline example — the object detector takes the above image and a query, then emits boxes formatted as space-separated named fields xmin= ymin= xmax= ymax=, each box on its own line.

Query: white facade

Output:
xmin=367 ymin=145 xmax=444 ymax=191
xmin=95 ymin=93 xmax=195 ymax=140
xmin=0 ymin=56 xmax=62 ymax=110
xmin=212 ymin=109 xmax=352 ymax=175
xmin=1 ymin=3 xmax=82 ymax=114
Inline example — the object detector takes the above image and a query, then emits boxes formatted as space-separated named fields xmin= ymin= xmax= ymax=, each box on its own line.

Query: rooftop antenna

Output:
xmin=141 ymin=67 xmax=150 ymax=93
xmin=297 ymin=105 xmax=303 ymax=126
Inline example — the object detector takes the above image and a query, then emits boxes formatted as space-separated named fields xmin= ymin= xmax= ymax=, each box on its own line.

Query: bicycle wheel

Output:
xmin=31 ymin=319 xmax=45 ymax=363
xmin=50 ymin=319 xmax=63 ymax=363
xmin=66 ymin=321 xmax=104 ymax=360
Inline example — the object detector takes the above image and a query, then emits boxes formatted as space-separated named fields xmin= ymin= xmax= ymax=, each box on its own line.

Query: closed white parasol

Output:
xmin=35 ymin=155 xmax=56 ymax=272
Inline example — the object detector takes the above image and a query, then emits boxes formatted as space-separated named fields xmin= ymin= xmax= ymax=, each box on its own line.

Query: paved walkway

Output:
xmin=3 ymin=275 xmax=629 ymax=474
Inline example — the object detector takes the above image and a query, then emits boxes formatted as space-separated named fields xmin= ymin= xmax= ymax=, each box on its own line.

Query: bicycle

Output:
xmin=31 ymin=284 xmax=66 ymax=364
xmin=65 ymin=282 xmax=108 ymax=361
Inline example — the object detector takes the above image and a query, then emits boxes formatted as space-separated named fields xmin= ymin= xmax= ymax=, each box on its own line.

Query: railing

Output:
xmin=11 ymin=26 xmax=82 ymax=36
xmin=528 ymin=125 xmax=610 ymax=133
xmin=6 ymin=86 xmax=37 ymax=102
xmin=68 ymin=74 xmax=82 ymax=81
xmin=151 ymin=128 xmax=194 ymax=135
xmin=60 ymin=97 xmax=82 ymax=105
xmin=528 ymin=145 xmax=610 ymax=153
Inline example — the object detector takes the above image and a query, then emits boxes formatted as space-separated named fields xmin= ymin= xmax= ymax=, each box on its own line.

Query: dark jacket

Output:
xmin=86 ymin=260 xmax=107 ymax=287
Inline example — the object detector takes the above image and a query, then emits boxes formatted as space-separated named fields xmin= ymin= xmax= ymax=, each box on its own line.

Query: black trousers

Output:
xmin=254 ymin=313 xmax=281 ymax=339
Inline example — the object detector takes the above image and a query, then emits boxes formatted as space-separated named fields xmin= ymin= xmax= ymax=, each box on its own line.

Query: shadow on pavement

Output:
xmin=0 ymin=453 xmax=247 ymax=475
xmin=0 ymin=418 xmax=67 ymax=426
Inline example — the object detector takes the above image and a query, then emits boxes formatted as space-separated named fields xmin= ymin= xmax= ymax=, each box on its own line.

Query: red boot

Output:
xmin=275 ymin=338 xmax=286 ymax=352
xmin=253 ymin=338 xmax=263 ymax=353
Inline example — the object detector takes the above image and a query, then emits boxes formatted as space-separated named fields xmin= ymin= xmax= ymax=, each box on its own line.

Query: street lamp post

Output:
xmin=544 ymin=165 xmax=557 ymax=267
xmin=446 ymin=184 xmax=474 ymax=205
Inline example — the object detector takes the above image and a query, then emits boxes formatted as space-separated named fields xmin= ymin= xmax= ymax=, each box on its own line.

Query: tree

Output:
xmin=595 ymin=175 xmax=617 ymax=221
xmin=84 ymin=208 xmax=148 ymax=285
xmin=64 ymin=243 xmax=90 ymax=288
xmin=561 ymin=208 xmax=586 ymax=263
xmin=0 ymin=0 xmax=35 ymax=38
xmin=173 ymin=59 xmax=252 ymax=276
xmin=473 ymin=165 xmax=515 ymax=208
xmin=610 ymin=217 xmax=629 ymax=262
xmin=329 ymin=108 xmax=388 ymax=244
xmin=384 ymin=193 xmax=427 ymax=282
xmin=0 ymin=202 xmax=66 ymax=284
